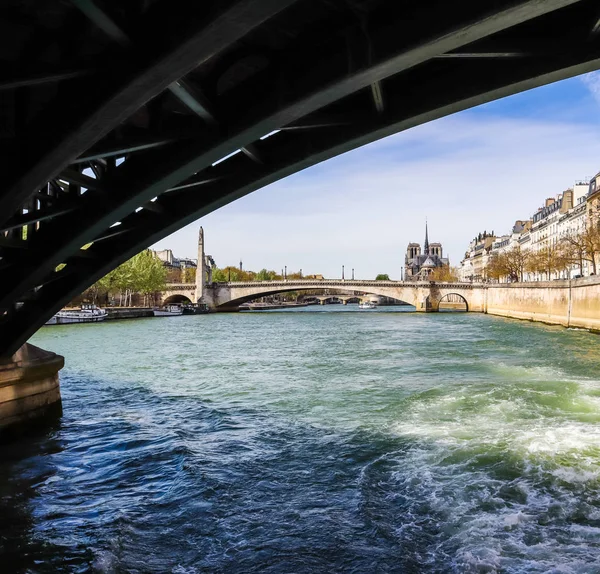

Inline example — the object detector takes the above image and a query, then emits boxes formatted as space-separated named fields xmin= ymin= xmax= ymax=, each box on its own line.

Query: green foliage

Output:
xmin=211 ymin=267 xmax=228 ymax=282
xmin=182 ymin=267 xmax=196 ymax=283
xmin=211 ymin=266 xmax=284 ymax=282
xmin=375 ymin=274 xmax=390 ymax=281
xmin=89 ymin=250 xmax=167 ymax=302
xmin=428 ymin=266 xmax=459 ymax=282
xmin=255 ymin=268 xmax=277 ymax=281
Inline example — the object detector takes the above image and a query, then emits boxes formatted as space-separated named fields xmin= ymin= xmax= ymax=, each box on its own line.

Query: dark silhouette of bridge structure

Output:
xmin=1 ymin=0 xmax=600 ymax=356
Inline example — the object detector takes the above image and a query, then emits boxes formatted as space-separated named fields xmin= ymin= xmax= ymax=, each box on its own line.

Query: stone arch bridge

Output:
xmin=161 ymin=280 xmax=486 ymax=312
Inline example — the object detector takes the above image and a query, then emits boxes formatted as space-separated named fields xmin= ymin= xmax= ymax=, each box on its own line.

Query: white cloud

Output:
xmin=153 ymin=113 xmax=600 ymax=280
xmin=581 ymin=71 xmax=600 ymax=107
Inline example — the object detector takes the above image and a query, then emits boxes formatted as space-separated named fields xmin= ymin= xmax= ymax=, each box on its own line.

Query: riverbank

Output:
xmin=485 ymin=275 xmax=600 ymax=331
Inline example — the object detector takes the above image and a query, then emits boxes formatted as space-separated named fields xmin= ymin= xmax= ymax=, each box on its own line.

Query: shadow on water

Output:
xmin=0 ymin=421 xmax=69 ymax=574
xmin=0 ymin=376 xmax=470 ymax=573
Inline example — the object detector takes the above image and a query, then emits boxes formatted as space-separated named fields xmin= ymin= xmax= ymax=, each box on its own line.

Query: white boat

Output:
xmin=359 ymin=301 xmax=377 ymax=309
xmin=153 ymin=304 xmax=184 ymax=317
xmin=45 ymin=305 xmax=108 ymax=325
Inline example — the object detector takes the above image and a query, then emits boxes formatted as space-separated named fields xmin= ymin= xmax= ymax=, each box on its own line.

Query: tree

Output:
xmin=182 ymin=267 xmax=196 ymax=283
xmin=165 ymin=267 xmax=181 ymax=282
xmin=132 ymin=250 xmax=167 ymax=305
xmin=375 ymin=274 xmax=390 ymax=280
xmin=504 ymin=245 xmax=530 ymax=281
xmin=428 ymin=266 xmax=459 ymax=282
xmin=485 ymin=252 xmax=507 ymax=282
xmin=485 ymin=246 xmax=531 ymax=282
xmin=560 ymin=227 xmax=600 ymax=276
xmin=255 ymin=268 xmax=277 ymax=281
xmin=526 ymin=244 xmax=565 ymax=280
xmin=211 ymin=267 xmax=228 ymax=282
xmin=87 ymin=250 xmax=167 ymax=306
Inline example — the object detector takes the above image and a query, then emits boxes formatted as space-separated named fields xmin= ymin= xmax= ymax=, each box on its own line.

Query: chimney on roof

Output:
xmin=561 ymin=189 xmax=573 ymax=212
xmin=545 ymin=197 xmax=555 ymax=207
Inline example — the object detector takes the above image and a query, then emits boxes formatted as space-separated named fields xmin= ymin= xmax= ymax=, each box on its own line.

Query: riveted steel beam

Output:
xmin=0 ymin=69 xmax=91 ymax=91
xmin=0 ymin=0 xmax=299 ymax=227
xmin=0 ymin=205 xmax=77 ymax=233
xmin=59 ymin=169 xmax=106 ymax=192
xmin=73 ymin=137 xmax=174 ymax=163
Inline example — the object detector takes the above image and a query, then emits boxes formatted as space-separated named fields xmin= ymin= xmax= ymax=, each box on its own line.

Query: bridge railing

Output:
xmin=163 ymin=280 xmax=484 ymax=289
xmin=163 ymin=284 xmax=196 ymax=290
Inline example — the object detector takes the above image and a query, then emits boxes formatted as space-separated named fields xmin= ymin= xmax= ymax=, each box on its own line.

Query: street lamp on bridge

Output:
xmin=352 ymin=268 xmax=355 ymax=280
xmin=342 ymin=265 xmax=345 ymax=280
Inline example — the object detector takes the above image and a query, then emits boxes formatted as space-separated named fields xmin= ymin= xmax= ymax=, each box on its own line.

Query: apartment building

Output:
xmin=459 ymin=181 xmax=591 ymax=281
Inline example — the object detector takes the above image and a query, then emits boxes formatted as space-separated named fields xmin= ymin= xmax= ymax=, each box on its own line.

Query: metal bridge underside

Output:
xmin=1 ymin=0 xmax=600 ymax=355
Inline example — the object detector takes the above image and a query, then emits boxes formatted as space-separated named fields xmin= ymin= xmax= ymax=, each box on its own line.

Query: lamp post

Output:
xmin=284 ymin=265 xmax=287 ymax=279
xmin=352 ymin=268 xmax=355 ymax=280
xmin=342 ymin=265 xmax=345 ymax=280
xmin=401 ymin=267 xmax=404 ymax=281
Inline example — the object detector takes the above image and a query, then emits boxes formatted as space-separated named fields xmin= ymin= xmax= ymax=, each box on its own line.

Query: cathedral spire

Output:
xmin=424 ymin=219 xmax=430 ymax=255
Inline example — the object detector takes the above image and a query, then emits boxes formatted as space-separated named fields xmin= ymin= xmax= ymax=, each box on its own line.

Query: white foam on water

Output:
xmin=485 ymin=360 xmax=574 ymax=381
xmin=453 ymin=547 xmax=501 ymax=573
xmin=92 ymin=549 xmax=118 ymax=573
xmin=515 ymin=425 xmax=600 ymax=465
xmin=386 ymin=379 xmax=600 ymax=572
xmin=502 ymin=511 xmax=534 ymax=528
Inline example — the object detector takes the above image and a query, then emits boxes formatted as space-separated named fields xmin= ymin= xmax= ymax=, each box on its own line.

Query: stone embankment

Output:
xmin=485 ymin=276 xmax=600 ymax=331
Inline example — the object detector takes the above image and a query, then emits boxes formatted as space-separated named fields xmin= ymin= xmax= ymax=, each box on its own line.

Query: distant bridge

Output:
xmin=161 ymin=280 xmax=487 ymax=312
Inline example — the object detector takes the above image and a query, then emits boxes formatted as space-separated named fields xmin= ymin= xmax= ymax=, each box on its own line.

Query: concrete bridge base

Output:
xmin=0 ymin=344 xmax=64 ymax=437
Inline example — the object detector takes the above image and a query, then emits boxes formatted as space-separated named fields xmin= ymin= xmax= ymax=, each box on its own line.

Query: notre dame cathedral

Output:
xmin=404 ymin=222 xmax=449 ymax=280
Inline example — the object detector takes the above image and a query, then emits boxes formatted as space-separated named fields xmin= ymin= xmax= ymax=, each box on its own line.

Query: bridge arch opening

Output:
xmin=438 ymin=293 xmax=468 ymax=312
xmin=218 ymin=285 xmax=418 ymax=310
xmin=163 ymin=294 xmax=193 ymax=306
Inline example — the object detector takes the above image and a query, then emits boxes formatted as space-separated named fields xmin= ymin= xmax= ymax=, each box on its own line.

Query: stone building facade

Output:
xmin=459 ymin=179 xmax=591 ymax=281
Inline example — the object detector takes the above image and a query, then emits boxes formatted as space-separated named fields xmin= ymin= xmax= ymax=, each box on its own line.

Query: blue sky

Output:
xmin=152 ymin=72 xmax=600 ymax=280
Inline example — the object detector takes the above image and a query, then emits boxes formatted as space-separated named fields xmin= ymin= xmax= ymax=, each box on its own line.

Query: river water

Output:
xmin=1 ymin=306 xmax=600 ymax=573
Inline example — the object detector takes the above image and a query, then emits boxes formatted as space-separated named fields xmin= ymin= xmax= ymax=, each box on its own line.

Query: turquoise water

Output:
xmin=2 ymin=306 xmax=600 ymax=572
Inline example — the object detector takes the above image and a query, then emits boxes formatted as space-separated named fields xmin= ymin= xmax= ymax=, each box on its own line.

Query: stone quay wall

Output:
xmin=0 ymin=344 xmax=64 ymax=435
xmin=485 ymin=276 xmax=600 ymax=331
